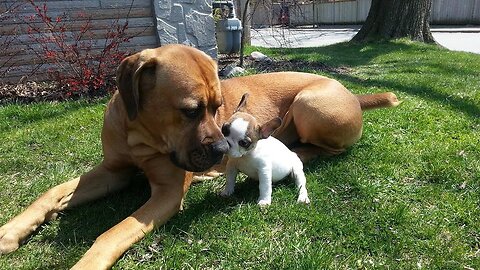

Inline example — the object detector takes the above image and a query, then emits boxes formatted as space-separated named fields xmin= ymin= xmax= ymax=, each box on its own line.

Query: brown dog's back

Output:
xmin=219 ymin=72 xmax=401 ymax=162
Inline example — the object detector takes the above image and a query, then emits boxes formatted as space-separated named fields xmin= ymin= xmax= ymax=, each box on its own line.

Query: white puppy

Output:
xmin=220 ymin=93 xmax=310 ymax=206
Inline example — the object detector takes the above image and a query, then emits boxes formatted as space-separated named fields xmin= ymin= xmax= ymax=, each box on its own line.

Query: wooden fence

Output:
xmin=253 ymin=0 xmax=480 ymax=27
xmin=0 ymin=0 xmax=158 ymax=83
xmin=431 ymin=0 xmax=480 ymax=24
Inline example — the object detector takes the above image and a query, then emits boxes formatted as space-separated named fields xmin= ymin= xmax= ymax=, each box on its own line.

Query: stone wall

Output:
xmin=153 ymin=0 xmax=217 ymax=58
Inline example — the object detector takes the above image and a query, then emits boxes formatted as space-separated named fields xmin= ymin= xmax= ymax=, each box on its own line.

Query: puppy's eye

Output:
xmin=221 ymin=124 xmax=230 ymax=136
xmin=238 ymin=138 xmax=251 ymax=148
xmin=182 ymin=108 xmax=201 ymax=119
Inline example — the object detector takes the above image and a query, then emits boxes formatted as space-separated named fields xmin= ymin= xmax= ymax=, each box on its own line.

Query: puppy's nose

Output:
xmin=211 ymin=138 xmax=229 ymax=155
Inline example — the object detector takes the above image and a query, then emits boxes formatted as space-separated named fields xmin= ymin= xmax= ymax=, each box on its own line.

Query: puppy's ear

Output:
xmin=234 ymin=93 xmax=249 ymax=113
xmin=259 ymin=117 xmax=282 ymax=139
xmin=116 ymin=53 xmax=157 ymax=121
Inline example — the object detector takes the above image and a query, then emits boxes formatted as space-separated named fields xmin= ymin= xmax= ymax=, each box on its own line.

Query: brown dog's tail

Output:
xmin=356 ymin=92 xmax=402 ymax=110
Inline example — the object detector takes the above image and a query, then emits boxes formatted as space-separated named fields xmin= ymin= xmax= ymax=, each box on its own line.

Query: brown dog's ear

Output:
xmin=259 ymin=117 xmax=282 ymax=139
xmin=116 ymin=53 xmax=157 ymax=121
xmin=234 ymin=93 xmax=249 ymax=113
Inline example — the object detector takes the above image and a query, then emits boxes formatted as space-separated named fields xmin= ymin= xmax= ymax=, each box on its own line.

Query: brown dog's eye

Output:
xmin=238 ymin=138 xmax=251 ymax=148
xmin=182 ymin=108 xmax=201 ymax=119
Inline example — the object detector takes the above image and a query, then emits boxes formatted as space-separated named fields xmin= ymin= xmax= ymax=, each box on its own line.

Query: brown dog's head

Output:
xmin=116 ymin=44 xmax=228 ymax=172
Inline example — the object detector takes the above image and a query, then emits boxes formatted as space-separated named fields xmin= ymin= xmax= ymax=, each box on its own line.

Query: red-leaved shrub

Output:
xmin=24 ymin=0 xmax=136 ymax=97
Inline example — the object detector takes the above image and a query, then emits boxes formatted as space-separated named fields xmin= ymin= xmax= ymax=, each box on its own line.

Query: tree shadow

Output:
xmin=335 ymin=72 xmax=480 ymax=119
xmin=266 ymin=41 xmax=419 ymax=67
xmin=260 ymin=41 xmax=479 ymax=119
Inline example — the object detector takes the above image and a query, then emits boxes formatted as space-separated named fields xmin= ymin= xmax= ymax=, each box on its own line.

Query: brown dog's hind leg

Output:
xmin=291 ymin=143 xmax=346 ymax=163
xmin=286 ymin=86 xmax=363 ymax=163
xmin=274 ymin=102 xmax=349 ymax=163
xmin=0 ymin=163 xmax=134 ymax=254
xmin=273 ymin=109 xmax=301 ymax=147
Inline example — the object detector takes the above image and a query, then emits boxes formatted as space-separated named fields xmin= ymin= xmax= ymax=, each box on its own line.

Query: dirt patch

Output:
xmin=244 ymin=57 xmax=350 ymax=74
xmin=218 ymin=55 xmax=350 ymax=78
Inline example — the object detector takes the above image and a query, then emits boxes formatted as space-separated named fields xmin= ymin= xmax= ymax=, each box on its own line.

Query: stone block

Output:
xmin=177 ymin=22 xmax=188 ymax=43
xmin=170 ymin=4 xmax=185 ymax=23
xmin=156 ymin=19 xmax=179 ymax=44
xmin=153 ymin=0 xmax=217 ymax=56
xmin=177 ymin=0 xmax=195 ymax=4
xmin=185 ymin=11 xmax=216 ymax=47
xmin=154 ymin=0 xmax=172 ymax=19
xmin=200 ymin=46 xmax=218 ymax=59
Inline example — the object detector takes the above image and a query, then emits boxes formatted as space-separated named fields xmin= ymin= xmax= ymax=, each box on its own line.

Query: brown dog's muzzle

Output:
xmin=170 ymin=138 xmax=229 ymax=172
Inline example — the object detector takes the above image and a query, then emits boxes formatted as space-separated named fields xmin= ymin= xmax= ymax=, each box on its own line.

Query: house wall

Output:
xmin=0 ymin=0 xmax=217 ymax=83
xmin=0 ymin=0 xmax=157 ymax=82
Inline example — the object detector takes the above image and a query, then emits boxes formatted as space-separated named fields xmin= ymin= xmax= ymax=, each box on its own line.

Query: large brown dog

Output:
xmin=0 ymin=44 xmax=400 ymax=269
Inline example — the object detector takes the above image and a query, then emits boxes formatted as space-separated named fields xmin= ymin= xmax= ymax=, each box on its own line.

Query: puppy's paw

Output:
xmin=193 ymin=171 xmax=224 ymax=182
xmin=257 ymin=199 xmax=271 ymax=206
xmin=220 ymin=187 xmax=234 ymax=197
xmin=297 ymin=194 xmax=310 ymax=204
xmin=0 ymin=226 xmax=21 ymax=254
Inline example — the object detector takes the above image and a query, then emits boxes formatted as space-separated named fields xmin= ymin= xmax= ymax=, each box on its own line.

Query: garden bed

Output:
xmin=0 ymin=55 xmax=348 ymax=104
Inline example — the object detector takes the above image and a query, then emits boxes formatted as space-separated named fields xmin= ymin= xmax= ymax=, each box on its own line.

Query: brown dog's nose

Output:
xmin=211 ymin=138 xmax=229 ymax=156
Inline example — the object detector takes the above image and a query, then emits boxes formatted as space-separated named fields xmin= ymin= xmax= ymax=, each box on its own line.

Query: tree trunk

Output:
xmin=352 ymin=0 xmax=436 ymax=43
xmin=239 ymin=0 xmax=250 ymax=67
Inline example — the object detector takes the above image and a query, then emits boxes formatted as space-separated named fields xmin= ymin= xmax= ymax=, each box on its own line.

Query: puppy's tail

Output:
xmin=356 ymin=92 xmax=402 ymax=111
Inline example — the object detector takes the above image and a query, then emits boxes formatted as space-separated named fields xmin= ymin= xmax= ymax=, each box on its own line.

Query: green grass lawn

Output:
xmin=1 ymin=40 xmax=479 ymax=269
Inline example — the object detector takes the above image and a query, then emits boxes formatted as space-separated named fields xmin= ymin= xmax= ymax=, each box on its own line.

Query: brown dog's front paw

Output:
xmin=0 ymin=226 xmax=21 ymax=254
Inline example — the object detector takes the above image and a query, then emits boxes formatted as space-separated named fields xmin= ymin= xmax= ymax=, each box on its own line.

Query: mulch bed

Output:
xmin=242 ymin=57 xmax=350 ymax=74
xmin=0 ymin=55 xmax=349 ymax=104
xmin=1 ymin=81 xmax=70 ymax=104
xmin=0 ymin=81 xmax=111 ymax=105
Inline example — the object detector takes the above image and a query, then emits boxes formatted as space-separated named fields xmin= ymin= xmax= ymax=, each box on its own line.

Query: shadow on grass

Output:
xmin=261 ymin=41 xmax=418 ymax=67
xmin=42 ymin=155 xmax=335 ymax=267
xmin=33 ymin=131 xmax=359 ymax=268
xmin=40 ymin=173 xmax=254 ymax=267
xmin=52 ymin=176 xmax=151 ymax=243
xmin=13 ymin=148 xmax=427 ymax=268
xmin=335 ymin=73 xmax=480 ymax=119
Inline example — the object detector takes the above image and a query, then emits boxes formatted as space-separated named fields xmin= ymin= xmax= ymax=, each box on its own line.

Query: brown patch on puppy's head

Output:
xmin=222 ymin=93 xmax=282 ymax=158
